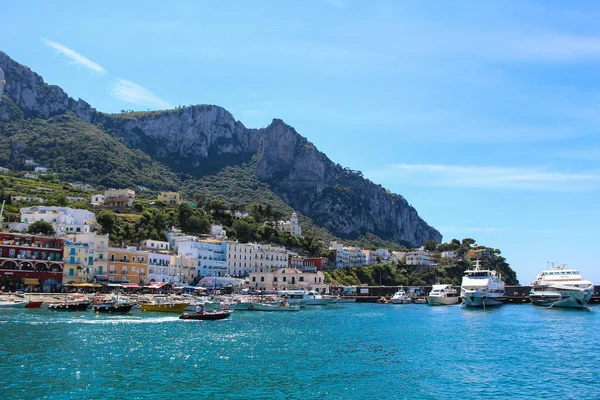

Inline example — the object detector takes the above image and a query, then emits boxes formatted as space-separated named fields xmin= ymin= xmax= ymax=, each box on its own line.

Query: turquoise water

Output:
xmin=1 ymin=304 xmax=599 ymax=399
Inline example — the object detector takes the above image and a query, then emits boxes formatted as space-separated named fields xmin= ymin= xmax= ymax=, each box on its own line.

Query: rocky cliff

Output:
xmin=0 ymin=50 xmax=442 ymax=247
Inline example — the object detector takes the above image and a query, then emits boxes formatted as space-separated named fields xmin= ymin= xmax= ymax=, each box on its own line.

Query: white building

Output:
xmin=335 ymin=246 xmax=367 ymax=268
xmin=140 ymin=239 xmax=170 ymax=251
xmin=11 ymin=195 xmax=43 ymax=203
xmin=247 ymin=268 xmax=328 ymax=293
xmin=0 ymin=167 xmax=9 ymax=172
xmin=227 ymin=242 xmax=289 ymax=277
xmin=210 ymin=224 xmax=227 ymax=240
xmin=406 ymin=250 xmax=432 ymax=266
xmin=376 ymin=249 xmax=390 ymax=264
xmin=11 ymin=206 xmax=96 ymax=235
xmin=90 ymin=194 xmax=105 ymax=206
xmin=440 ymin=251 xmax=455 ymax=261
xmin=178 ymin=239 xmax=227 ymax=278
xmin=66 ymin=196 xmax=87 ymax=202
xmin=34 ymin=167 xmax=47 ymax=174
xmin=147 ymin=252 xmax=176 ymax=284
xmin=361 ymin=250 xmax=377 ymax=266
xmin=275 ymin=212 xmax=302 ymax=237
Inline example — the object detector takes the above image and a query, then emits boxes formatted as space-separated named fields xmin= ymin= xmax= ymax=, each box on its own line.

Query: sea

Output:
xmin=0 ymin=303 xmax=599 ymax=400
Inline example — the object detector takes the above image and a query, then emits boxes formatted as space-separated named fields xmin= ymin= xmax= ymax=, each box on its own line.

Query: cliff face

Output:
xmin=0 ymin=51 xmax=442 ymax=247
xmin=0 ymin=51 xmax=93 ymax=122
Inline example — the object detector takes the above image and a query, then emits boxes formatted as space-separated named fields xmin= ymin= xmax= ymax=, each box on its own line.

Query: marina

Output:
xmin=0 ymin=302 xmax=598 ymax=398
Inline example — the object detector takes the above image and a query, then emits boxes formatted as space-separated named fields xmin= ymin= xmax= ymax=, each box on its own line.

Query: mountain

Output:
xmin=0 ymin=50 xmax=442 ymax=247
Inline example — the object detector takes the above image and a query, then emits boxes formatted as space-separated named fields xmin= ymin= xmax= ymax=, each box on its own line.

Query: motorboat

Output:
xmin=179 ymin=309 xmax=234 ymax=320
xmin=427 ymin=284 xmax=460 ymax=306
xmin=0 ymin=297 xmax=29 ymax=308
xmin=529 ymin=263 xmax=594 ymax=309
xmin=251 ymin=300 xmax=300 ymax=311
xmin=391 ymin=289 xmax=412 ymax=304
xmin=48 ymin=301 xmax=90 ymax=311
xmin=335 ymin=296 xmax=357 ymax=303
xmin=460 ymin=261 xmax=505 ymax=308
xmin=25 ymin=300 xmax=44 ymax=308
xmin=141 ymin=302 xmax=187 ymax=313
xmin=93 ymin=303 xmax=134 ymax=313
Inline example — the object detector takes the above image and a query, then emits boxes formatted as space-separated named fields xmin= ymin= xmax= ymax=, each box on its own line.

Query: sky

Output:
xmin=1 ymin=0 xmax=599 ymax=284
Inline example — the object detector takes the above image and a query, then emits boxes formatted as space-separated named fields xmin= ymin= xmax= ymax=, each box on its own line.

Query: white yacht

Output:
xmin=278 ymin=290 xmax=334 ymax=306
xmin=529 ymin=263 xmax=594 ymax=309
xmin=390 ymin=288 xmax=412 ymax=304
xmin=427 ymin=284 xmax=460 ymax=306
xmin=460 ymin=261 xmax=505 ymax=308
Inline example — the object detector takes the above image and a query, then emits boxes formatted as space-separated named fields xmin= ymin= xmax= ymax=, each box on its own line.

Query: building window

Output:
xmin=260 ymin=277 xmax=264 ymax=282
xmin=252 ymin=277 xmax=256 ymax=282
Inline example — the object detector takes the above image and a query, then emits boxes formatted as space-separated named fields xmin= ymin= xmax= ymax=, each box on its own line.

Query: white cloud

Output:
xmin=365 ymin=164 xmax=600 ymax=191
xmin=42 ymin=39 xmax=107 ymax=74
xmin=111 ymin=79 xmax=172 ymax=109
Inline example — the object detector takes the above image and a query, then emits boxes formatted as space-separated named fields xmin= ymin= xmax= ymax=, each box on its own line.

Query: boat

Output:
xmin=529 ymin=263 xmax=594 ymax=309
xmin=391 ymin=289 xmax=412 ymax=304
xmin=48 ymin=301 xmax=90 ymax=311
xmin=335 ymin=296 xmax=357 ymax=303
xmin=93 ymin=303 xmax=134 ymax=313
xmin=427 ymin=284 xmax=460 ymax=306
xmin=460 ymin=261 xmax=505 ymax=308
xmin=0 ymin=297 xmax=29 ymax=308
xmin=179 ymin=309 xmax=234 ymax=320
xmin=251 ymin=300 xmax=300 ymax=311
xmin=25 ymin=300 xmax=43 ymax=308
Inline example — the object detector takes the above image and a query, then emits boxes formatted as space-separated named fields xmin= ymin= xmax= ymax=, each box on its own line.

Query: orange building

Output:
xmin=106 ymin=247 xmax=149 ymax=284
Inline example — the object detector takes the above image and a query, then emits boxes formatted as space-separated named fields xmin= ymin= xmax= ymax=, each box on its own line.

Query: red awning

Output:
xmin=122 ymin=284 xmax=141 ymax=289
xmin=145 ymin=282 xmax=168 ymax=289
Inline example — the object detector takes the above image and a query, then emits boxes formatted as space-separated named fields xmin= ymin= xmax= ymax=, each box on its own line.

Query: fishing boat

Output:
xmin=24 ymin=300 xmax=43 ymax=308
xmin=460 ymin=261 xmax=505 ymax=308
xmin=94 ymin=303 xmax=134 ymax=313
xmin=427 ymin=284 xmax=460 ymax=306
xmin=391 ymin=288 xmax=412 ymax=304
xmin=48 ymin=300 xmax=90 ymax=311
xmin=529 ymin=263 xmax=594 ymax=309
xmin=179 ymin=309 xmax=234 ymax=320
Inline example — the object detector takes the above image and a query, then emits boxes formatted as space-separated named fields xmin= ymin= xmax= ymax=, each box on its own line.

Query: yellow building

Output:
xmin=107 ymin=247 xmax=149 ymax=284
xmin=157 ymin=192 xmax=181 ymax=206
xmin=63 ymin=243 xmax=94 ymax=284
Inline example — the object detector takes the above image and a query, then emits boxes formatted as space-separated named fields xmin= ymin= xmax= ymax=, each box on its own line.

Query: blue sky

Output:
xmin=2 ymin=0 xmax=600 ymax=284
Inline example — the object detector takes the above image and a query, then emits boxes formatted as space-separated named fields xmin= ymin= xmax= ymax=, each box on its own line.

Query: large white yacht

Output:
xmin=427 ymin=284 xmax=460 ymax=306
xmin=460 ymin=261 xmax=505 ymax=308
xmin=529 ymin=263 xmax=594 ymax=309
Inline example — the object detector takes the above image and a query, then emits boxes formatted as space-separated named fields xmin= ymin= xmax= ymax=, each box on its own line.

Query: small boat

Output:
xmin=94 ymin=303 xmax=134 ymax=313
xmin=391 ymin=289 xmax=412 ymax=304
xmin=141 ymin=302 xmax=187 ymax=313
xmin=376 ymin=296 xmax=390 ymax=304
xmin=25 ymin=300 xmax=44 ymax=308
xmin=0 ymin=298 xmax=29 ymax=308
xmin=48 ymin=301 xmax=90 ymax=311
xmin=251 ymin=301 xmax=300 ymax=311
xmin=335 ymin=296 xmax=357 ymax=303
xmin=427 ymin=284 xmax=460 ymax=306
xmin=179 ymin=310 xmax=234 ymax=320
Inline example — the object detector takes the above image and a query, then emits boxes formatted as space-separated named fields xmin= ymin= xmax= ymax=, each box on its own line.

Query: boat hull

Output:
xmin=462 ymin=293 xmax=504 ymax=308
xmin=25 ymin=301 xmax=43 ymax=308
xmin=391 ymin=298 xmax=412 ymax=304
xmin=427 ymin=296 xmax=460 ymax=306
xmin=179 ymin=310 xmax=233 ymax=320
xmin=94 ymin=303 xmax=134 ymax=313
xmin=48 ymin=302 xmax=90 ymax=311
xmin=251 ymin=303 xmax=300 ymax=311
xmin=530 ymin=287 xmax=593 ymax=309
xmin=0 ymin=300 xmax=29 ymax=308
xmin=141 ymin=303 xmax=187 ymax=313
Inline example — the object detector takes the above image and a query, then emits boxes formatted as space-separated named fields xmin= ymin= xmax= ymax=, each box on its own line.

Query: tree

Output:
xmin=424 ymin=240 xmax=437 ymax=252
xmin=28 ymin=221 xmax=55 ymax=235
xmin=97 ymin=210 xmax=117 ymax=235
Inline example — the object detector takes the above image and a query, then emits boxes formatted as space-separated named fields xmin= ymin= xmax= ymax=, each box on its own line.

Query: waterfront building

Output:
xmin=275 ymin=212 xmax=302 ymax=237
xmin=62 ymin=242 xmax=94 ymax=284
xmin=10 ymin=206 xmax=96 ymax=235
xmin=103 ymin=189 xmax=135 ymax=208
xmin=147 ymin=252 xmax=176 ymax=284
xmin=179 ymin=239 xmax=227 ymax=278
xmin=157 ymin=192 xmax=181 ymax=206
xmin=334 ymin=246 xmax=367 ymax=268
xmin=406 ymin=250 xmax=432 ymax=266
xmin=0 ymin=232 xmax=64 ymax=292
xmin=171 ymin=254 xmax=199 ymax=285
xmin=140 ymin=239 xmax=170 ymax=251
xmin=227 ymin=242 xmax=289 ymax=277
xmin=105 ymin=247 xmax=149 ymax=284
xmin=248 ymin=267 xmax=328 ymax=292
